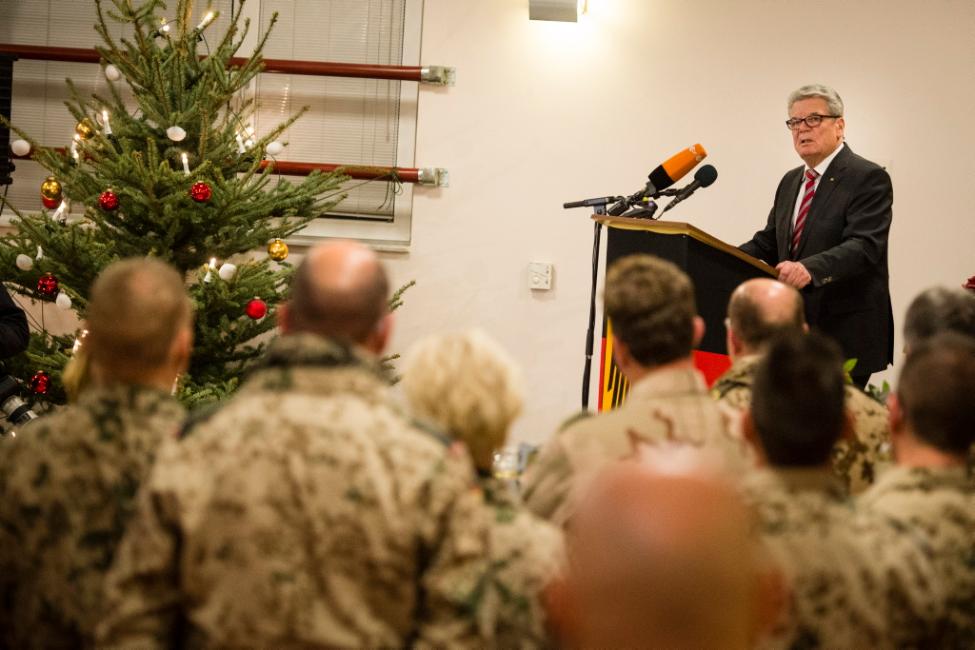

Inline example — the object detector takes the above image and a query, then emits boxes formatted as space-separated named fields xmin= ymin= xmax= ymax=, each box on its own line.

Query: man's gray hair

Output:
xmin=788 ymin=84 xmax=844 ymax=116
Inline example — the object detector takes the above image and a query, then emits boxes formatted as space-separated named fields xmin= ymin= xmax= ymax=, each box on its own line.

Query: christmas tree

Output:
xmin=0 ymin=0 xmax=348 ymax=408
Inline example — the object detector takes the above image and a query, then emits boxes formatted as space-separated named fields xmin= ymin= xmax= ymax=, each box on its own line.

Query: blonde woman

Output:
xmin=403 ymin=330 xmax=563 ymax=648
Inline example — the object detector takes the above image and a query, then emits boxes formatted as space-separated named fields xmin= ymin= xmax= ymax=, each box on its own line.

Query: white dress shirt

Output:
xmin=791 ymin=141 xmax=846 ymax=228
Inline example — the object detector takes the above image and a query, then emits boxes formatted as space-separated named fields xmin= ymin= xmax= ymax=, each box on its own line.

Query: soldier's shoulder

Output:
xmin=712 ymin=358 xmax=757 ymax=392
xmin=177 ymin=401 xmax=222 ymax=440
xmin=386 ymin=412 xmax=474 ymax=473
xmin=556 ymin=409 xmax=594 ymax=434
xmin=1 ymin=404 xmax=90 ymax=462
xmin=408 ymin=416 xmax=455 ymax=448
xmin=844 ymin=385 xmax=887 ymax=416
xmin=712 ymin=383 xmax=752 ymax=411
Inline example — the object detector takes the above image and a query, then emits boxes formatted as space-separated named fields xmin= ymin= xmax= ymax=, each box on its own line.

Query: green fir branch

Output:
xmin=0 ymin=0 xmax=353 ymax=409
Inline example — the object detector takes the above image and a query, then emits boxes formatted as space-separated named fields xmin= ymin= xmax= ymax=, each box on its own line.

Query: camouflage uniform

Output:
xmin=858 ymin=465 xmax=975 ymax=646
xmin=0 ymin=384 xmax=184 ymax=649
xmin=98 ymin=334 xmax=491 ymax=648
xmin=712 ymin=354 xmax=892 ymax=493
xmin=474 ymin=475 xmax=563 ymax=648
xmin=744 ymin=467 xmax=941 ymax=649
xmin=522 ymin=365 xmax=750 ymax=527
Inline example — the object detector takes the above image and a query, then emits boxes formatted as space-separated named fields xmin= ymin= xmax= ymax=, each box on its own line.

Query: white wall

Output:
xmin=384 ymin=0 xmax=975 ymax=445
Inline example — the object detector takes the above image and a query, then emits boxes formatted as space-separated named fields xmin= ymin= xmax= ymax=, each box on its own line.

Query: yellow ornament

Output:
xmin=267 ymin=238 xmax=289 ymax=261
xmin=40 ymin=176 xmax=63 ymax=200
xmin=75 ymin=118 xmax=96 ymax=140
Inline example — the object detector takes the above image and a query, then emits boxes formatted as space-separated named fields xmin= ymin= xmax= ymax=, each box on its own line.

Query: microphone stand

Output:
xmin=565 ymin=185 xmax=667 ymax=410
xmin=581 ymin=208 xmax=604 ymax=411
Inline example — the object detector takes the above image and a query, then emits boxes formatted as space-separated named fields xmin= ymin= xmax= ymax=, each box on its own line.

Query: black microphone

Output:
xmin=563 ymin=196 xmax=622 ymax=209
xmin=661 ymin=164 xmax=718 ymax=213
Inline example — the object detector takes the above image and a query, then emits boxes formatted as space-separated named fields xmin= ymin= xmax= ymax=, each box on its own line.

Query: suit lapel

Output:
xmin=777 ymin=168 xmax=804 ymax=260
xmin=794 ymin=144 xmax=852 ymax=259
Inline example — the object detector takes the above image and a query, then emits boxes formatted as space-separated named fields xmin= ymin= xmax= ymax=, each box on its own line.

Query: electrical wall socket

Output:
xmin=529 ymin=262 xmax=553 ymax=290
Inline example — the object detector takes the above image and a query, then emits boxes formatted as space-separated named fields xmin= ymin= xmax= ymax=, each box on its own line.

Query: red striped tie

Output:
xmin=791 ymin=168 xmax=819 ymax=257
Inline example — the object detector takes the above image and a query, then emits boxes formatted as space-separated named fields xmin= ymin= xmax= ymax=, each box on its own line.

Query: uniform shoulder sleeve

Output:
xmin=97 ymin=441 xmax=185 ymax=648
xmin=411 ymin=438 xmax=492 ymax=647
xmin=520 ymin=430 xmax=576 ymax=526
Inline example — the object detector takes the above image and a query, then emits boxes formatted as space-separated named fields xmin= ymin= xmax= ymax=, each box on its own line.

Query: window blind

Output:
xmin=254 ymin=0 xmax=408 ymax=222
xmin=1 ymin=0 xmax=417 ymax=240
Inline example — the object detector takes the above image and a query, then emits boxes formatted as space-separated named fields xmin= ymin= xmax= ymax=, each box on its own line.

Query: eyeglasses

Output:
xmin=785 ymin=114 xmax=841 ymax=131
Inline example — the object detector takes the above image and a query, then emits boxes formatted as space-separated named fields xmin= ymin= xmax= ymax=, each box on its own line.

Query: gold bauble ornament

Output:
xmin=40 ymin=176 xmax=63 ymax=200
xmin=267 ymin=238 xmax=289 ymax=261
xmin=75 ymin=118 xmax=96 ymax=140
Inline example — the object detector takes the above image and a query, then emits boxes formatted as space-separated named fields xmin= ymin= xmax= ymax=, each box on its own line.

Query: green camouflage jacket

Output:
xmin=97 ymin=334 xmax=492 ymax=649
xmin=473 ymin=475 xmax=563 ymax=648
xmin=744 ymin=467 xmax=941 ymax=649
xmin=858 ymin=465 xmax=975 ymax=646
xmin=0 ymin=383 xmax=183 ymax=648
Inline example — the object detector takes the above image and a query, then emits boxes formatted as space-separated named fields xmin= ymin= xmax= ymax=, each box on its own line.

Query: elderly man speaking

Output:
xmin=740 ymin=85 xmax=893 ymax=388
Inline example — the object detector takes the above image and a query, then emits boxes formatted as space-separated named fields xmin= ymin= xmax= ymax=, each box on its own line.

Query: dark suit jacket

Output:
xmin=740 ymin=144 xmax=894 ymax=374
xmin=0 ymin=285 xmax=28 ymax=359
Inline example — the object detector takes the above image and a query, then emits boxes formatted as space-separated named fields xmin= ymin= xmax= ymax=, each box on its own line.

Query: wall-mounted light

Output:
xmin=529 ymin=0 xmax=588 ymax=22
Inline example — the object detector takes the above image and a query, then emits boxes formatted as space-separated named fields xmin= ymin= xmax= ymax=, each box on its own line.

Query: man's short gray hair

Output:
xmin=788 ymin=84 xmax=844 ymax=116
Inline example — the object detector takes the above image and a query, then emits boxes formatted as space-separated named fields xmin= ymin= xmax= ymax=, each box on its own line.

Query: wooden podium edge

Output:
xmin=593 ymin=216 xmax=777 ymax=277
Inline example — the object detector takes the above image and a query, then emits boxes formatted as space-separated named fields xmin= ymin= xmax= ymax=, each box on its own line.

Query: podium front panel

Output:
xmin=598 ymin=224 xmax=773 ymax=411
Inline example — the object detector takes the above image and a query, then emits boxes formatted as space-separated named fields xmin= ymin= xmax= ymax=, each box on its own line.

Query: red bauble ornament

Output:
xmin=41 ymin=195 xmax=61 ymax=209
xmin=190 ymin=181 xmax=213 ymax=203
xmin=99 ymin=189 xmax=120 ymax=211
xmin=36 ymin=272 xmax=59 ymax=298
xmin=245 ymin=297 xmax=267 ymax=320
xmin=29 ymin=371 xmax=51 ymax=395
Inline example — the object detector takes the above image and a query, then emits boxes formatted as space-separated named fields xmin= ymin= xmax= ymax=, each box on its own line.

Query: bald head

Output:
xmin=565 ymin=462 xmax=764 ymax=649
xmin=727 ymin=278 xmax=806 ymax=357
xmin=286 ymin=241 xmax=389 ymax=346
xmin=86 ymin=258 xmax=193 ymax=381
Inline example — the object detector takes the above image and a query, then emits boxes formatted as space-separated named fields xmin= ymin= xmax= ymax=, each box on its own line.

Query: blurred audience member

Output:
xmin=522 ymin=254 xmax=749 ymax=526
xmin=99 ymin=241 xmax=490 ymax=648
xmin=0 ymin=258 xmax=191 ymax=647
xmin=557 ymin=460 xmax=773 ymax=649
xmin=743 ymin=332 xmax=938 ymax=648
xmin=858 ymin=333 xmax=975 ymax=645
xmin=713 ymin=277 xmax=890 ymax=493
xmin=902 ymin=286 xmax=975 ymax=353
xmin=403 ymin=329 xmax=563 ymax=648
xmin=901 ymin=285 xmax=975 ymax=476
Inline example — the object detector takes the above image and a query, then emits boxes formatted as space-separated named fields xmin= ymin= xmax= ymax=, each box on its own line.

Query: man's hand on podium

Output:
xmin=775 ymin=261 xmax=812 ymax=289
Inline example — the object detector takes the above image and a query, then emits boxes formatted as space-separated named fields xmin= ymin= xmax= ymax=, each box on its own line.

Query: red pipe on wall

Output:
xmin=0 ymin=43 xmax=426 ymax=82
xmin=259 ymin=160 xmax=421 ymax=183
xmin=2 ymin=44 xmax=435 ymax=184
xmin=11 ymin=150 xmax=419 ymax=183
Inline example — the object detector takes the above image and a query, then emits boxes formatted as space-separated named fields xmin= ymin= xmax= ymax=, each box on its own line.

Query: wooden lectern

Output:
xmin=594 ymin=217 xmax=775 ymax=412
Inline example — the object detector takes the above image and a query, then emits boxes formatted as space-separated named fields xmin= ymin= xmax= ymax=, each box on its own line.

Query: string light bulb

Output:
xmin=198 ymin=11 xmax=215 ymax=30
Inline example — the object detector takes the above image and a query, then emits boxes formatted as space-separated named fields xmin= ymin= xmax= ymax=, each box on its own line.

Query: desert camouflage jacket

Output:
xmin=858 ymin=465 xmax=975 ymax=646
xmin=0 ymin=383 xmax=183 ymax=648
xmin=712 ymin=354 xmax=892 ymax=493
xmin=522 ymin=364 xmax=750 ymax=527
xmin=98 ymin=334 xmax=491 ymax=649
